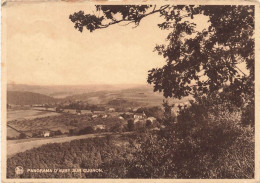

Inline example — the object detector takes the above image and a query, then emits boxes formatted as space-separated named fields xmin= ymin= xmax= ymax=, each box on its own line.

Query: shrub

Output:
xmin=241 ymin=100 xmax=254 ymax=126
xmin=32 ymin=133 xmax=38 ymax=138
xmin=69 ymin=129 xmax=76 ymax=136
xmin=127 ymin=120 xmax=135 ymax=131
xmin=130 ymin=94 xmax=254 ymax=178
xmin=110 ymin=124 xmax=123 ymax=133
xmin=18 ymin=133 xmax=27 ymax=139
xmin=78 ymin=126 xmax=94 ymax=135
xmin=7 ymin=136 xmax=16 ymax=140
xmin=146 ymin=120 xmax=152 ymax=128
xmin=54 ymin=130 xmax=62 ymax=136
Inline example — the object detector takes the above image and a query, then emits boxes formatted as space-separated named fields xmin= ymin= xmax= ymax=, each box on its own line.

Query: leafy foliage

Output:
xmin=7 ymin=136 xmax=136 ymax=178
xmin=131 ymin=96 xmax=254 ymax=178
xmin=69 ymin=5 xmax=254 ymax=103
xmin=127 ymin=120 xmax=135 ymax=131
xmin=69 ymin=5 xmax=153 ymax=32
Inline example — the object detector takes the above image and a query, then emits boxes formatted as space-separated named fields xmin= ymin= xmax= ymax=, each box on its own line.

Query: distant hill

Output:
xmin=7 ymin=91 xmax=57 ymax=105
xmin=7 ymin=84 xmax=145 ymax=98
xmin=64 ymin=85 xmax=192 ymax=107
xmin=7 ymin=84 xmax=193 ymax=106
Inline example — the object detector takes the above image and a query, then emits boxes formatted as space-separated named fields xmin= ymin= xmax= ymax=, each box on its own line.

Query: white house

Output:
xmin=42 ymin=131 xmax=50 ymax=137
xmin=102 ymin=114 xmax=108 ymax=119
xmin=93 ymin=125 xmax=106 ymax=130
xmin=134 ymin=112 xmax=146 ymax=120
xmin=147 ymin=117 xmax=156 ymax=123
xmin=92 ymin=114 xmax=98 ymax=118
xmin=134 ymin=119 xmax=140 ymax=123
xmin=133 ymin=107 xmax=139 ymax=112
xmin=108 ymin=108 xmax=115 ymax=112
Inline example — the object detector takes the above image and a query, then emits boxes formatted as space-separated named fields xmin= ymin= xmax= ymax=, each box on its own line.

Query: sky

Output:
xmin=4 ymin=2 xmax=209 ymax=85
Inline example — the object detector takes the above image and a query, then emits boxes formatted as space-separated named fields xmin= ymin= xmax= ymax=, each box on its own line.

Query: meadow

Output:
xmin=7 ymin=109 xmax=60 ymax=122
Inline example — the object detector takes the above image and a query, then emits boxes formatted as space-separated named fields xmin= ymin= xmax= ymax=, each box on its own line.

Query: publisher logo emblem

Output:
xmin=15 ymin=166 xmax=24 ymax=175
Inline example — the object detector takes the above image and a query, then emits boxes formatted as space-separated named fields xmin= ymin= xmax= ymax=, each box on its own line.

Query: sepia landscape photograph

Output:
xmin=2 ymin=1 xmax=257 ymax=180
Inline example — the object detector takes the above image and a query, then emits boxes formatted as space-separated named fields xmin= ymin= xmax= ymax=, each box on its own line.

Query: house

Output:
xmin=133 ymin=107 xmax=139 ymax=112
xmin=92 ymin=114 xmax=98 ymax=118
xmin=81 ymin=110 xmax=92 ymax=115
xmin=120 ymin=112 xmax=133 ymax=119
xmin=42 ymin=131 xmax=50 ymax=137
xmin=147 ymin=117 xmax=156 ymax=123
xmin=76 ymin=109 xmax=81 ymax=115
xmin=93 ymin=125 xmax=106 ymax=130
xmin=134 ymin=119 xmax=140 ymax=123
xmin=108 ymin=108 xmax=115 ymax=112
xmin=93 ymin=110 xmax=106 ymax=114
xmin=126 ymin=107 xmax=133 ymax=112
xmin=56 ymin=107 xmax=64 ymax=113
xmin=152 ymin=127 xmax=160 ymax=131
xmin=102 ymin=114 xmax=108 ymax=119
xmin=134 ymin=111 xmax=146 ymax=120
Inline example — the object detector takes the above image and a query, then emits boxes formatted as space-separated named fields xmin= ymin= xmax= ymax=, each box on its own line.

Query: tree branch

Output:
xmin=95 ymin=5 xmax=170 ymax=30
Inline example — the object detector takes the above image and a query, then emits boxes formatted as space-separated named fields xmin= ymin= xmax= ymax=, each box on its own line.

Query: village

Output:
xmin=35 ymin=100 xmax=191 ymax=138
xmin=7 ymin=100 xmax=191 ymax=139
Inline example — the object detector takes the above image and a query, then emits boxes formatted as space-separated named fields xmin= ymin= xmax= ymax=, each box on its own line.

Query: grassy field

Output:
xmin=7 ymin=132 xmax=115 ymax=157
xmin=7 ymin=109 xmax=60 ymax=122
xmin=65 ymin=86 xmax=192 ymax=108
xmin=7 ymin=127 xmax=20 ymax=138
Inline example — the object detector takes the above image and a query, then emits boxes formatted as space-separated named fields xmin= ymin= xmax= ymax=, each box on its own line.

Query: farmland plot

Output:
xmin=7 ymin=109 xmax=60 ymax=122
xmin=7 ymin=113 xmax=124 ymax=138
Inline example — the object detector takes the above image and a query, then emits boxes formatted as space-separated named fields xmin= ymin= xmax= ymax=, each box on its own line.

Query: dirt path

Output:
xmin=7 ymin=132 xmax=114 ymax=157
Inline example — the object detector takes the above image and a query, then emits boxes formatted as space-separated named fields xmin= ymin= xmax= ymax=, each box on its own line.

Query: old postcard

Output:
xmin=1 ymin=0 xmax=259 ymax=182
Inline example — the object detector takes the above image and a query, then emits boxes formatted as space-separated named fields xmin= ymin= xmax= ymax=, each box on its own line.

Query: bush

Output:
xmin=110 ymin=124 xmax=123 ymax=133
xmin=127 ymin=120 xmax=135 ymax=131
xmin=146 ymin=120 xmax=152 ymax=128
xmin=78 ymin=126 xmax=94 ymax=135
xmin=241 ymin=100 xmax=254 ymax=126
xmin=54 ymin=130 xmax=63 ymax=136
xmin=7 ymin=136 xmax=16 ymax=140
xmin=32 ymin=133 xmax=38 ymax=138
xmin=130 ymin=94 xmax=254 ymax=178
xmin=69 ymin=129 xmax=76 ymax=136
xmin=18 ymin=133 xmax=27 ymax=139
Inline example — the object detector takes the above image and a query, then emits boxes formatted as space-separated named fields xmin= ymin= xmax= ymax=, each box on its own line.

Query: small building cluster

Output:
xmin=93 ymin=125 xmax=106 ymax=130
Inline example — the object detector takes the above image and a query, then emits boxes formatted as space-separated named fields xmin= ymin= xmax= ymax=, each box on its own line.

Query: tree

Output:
xmin=127 ymin=120 xmax=135 ymax=131
xmin=68 ymin=7 xmax=255 ymax=178
xmin=145 ymin=120 xmax=152 ymax=128
xmin=45 ymin=104 xmax=49 ymax=111
xmin=54 ymin=130 xmax=63 ymax=136
xmin=78 ymin=126 xmax=94 ymax=135
xmin=70 ymin=5 xmax=254 ymax=106
xmin=19 ymin=133 xmax=27 ymax=139
xmin=110 ymin=124 xmax=123 ymax=133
